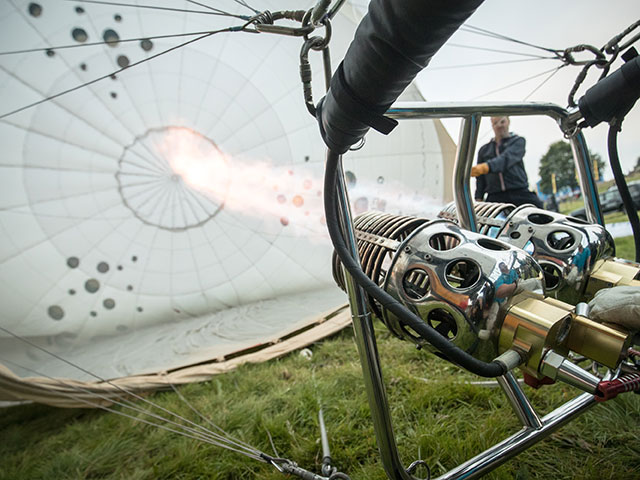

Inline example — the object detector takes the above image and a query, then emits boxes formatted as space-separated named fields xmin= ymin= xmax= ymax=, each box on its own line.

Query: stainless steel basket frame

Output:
xmin=332 ymin=101 xmax=607 ymax=480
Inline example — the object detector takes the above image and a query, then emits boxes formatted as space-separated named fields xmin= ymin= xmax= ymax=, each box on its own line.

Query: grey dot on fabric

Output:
xmin=48 ymin=305 xmax=64 ymax=320
xmin=85 ymin=278 xmax=100 ymax=293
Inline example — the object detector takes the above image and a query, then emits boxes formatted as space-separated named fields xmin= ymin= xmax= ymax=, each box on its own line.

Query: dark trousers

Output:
xmin=486 ymin=189 xmax=543 ymax=208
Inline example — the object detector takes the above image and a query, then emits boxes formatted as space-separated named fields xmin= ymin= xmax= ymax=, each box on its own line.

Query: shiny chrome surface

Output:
xmin=332 ymin=211 xmax=430 ymax=299
xmin=387 ymin=101 xmax=570 ymax=121
xmin=440 ymin=201 xmax=514 ymax=237
xmin=540 ymin=350 xmax=600 ymax=394
xmin=497 ymin=372 xmax=543 ymax=429
xmin=492 ymin=205 xmax=614 ymax=305
xmin=328 ymin=101 xmax=626 ymax=480
xmin=383 ymin=219 xmax=544 ymax=360
xmin=570 ymin=132 xmax=604 ymax=225
xmin=453 ymin=115 xmax=481 ymax=232
xmin=439 ymin=202 xmax=615 ymax=305
xmin=575 ymin=302 xmax=590 ymax=317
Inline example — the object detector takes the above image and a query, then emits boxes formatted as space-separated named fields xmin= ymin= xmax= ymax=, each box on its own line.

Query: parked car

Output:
xmin=569 ymin=181 xmax=640 ymax=219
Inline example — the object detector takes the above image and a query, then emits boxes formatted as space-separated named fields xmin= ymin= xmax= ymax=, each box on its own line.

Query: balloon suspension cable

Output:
xmin=5 ymin=0 xmax=343 ymax=118
xmin=260 ymin=395 xmax=351 ymax=479
xmin=2 ymin=329 xmax=353 ymax=476
xmin=0 ymin=29 xmax=252 ymax=57
xmin=1 ymin=4 xmax=330 ymax=119
xmin=0 ymin=22 xmax=258 ymax=120
xmin=0 ymin=355 xmax=266 ymax=461
xmin=0 ymin=329 xmax=268 ymax=459
xmin=2 ymin=5 xmax=342 ymax=476
xmin=65 ymin=0 xmax=251 ymax=20
xmin=318 ymin=408 xmax=335 ymax=477
xmin=252 ymin=8 xmax=313 ymax=36
xmin=236 ymin=3 xmax=336 ymax=117
xmin=248 ymin=6 xmax=334 ymax=117
xmin=310 ymin=0 xmax=348 ymax=24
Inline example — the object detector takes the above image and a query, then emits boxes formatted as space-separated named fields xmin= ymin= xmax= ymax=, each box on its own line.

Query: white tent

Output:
xmin=0 ymin=0 xmax=456 ymax=406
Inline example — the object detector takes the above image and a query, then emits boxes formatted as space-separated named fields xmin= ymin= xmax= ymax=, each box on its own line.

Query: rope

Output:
xmin=0 ymin=330 xmax=265 ymax=453
xmin=0 ymin=355 xmax=267 ymax=460
xmin=469 ymin=65 xmax=564 ymax=101
xmin=230 ymin=0 xmax=261 ymax=15
xmin=0 ymin=30 xmax=246 ymax=56
xmin=0 ymin=24 xmax=254 ymax=120
xmin=460 ymin=24 xmax=561 ymax=56
xmin=446 ymin=42 xmax=556 ymax=59
xmin=429 ymin=57 xmax=552 ymax=71
xmin=0 ymin=325 xmax=350 ymax=478
xmin=66 ymin=0 xmax=250 ymax=20
xmin=456 ymin=20 xmax=640 ymax=108
xmin=522 ymin=65 xmax=565 ymax=100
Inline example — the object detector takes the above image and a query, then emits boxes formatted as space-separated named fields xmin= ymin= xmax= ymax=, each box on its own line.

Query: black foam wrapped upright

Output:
xmin=317 ymin=0 xmax=484 ymax=153
xmin=579 ymin=55 xmax=640 ymax=127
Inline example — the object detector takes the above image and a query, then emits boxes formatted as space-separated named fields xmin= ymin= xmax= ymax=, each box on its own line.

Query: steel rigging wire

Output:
xmin=0 ymin=30 xmax=250 ymax=56
xmin=1 ymin=325 xmax=352 ymax=479
xmin=65 ymin=0 xmax=252 ymax=20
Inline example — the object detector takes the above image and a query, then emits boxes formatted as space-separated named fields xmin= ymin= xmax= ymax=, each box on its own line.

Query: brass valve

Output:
xmin=584 ymin=258 xmax=640 ymax=301
xmin=499 ymin=293 xmax=631 ymax=378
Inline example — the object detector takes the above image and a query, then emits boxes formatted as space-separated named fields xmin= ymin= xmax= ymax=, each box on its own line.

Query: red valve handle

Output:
xmin=595 ymin=373 xmax=640 ymax=402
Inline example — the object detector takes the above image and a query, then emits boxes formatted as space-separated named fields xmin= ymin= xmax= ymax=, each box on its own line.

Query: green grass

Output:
xmin=605 ymin=211 xmax=632 ymax=225
xmin=558 ymin=197 xmax=584 ymax=215
xmin=615 ymin=235 xmax=636 ymax=260
xmin=1 ymin=325 xmax=639 ymax=480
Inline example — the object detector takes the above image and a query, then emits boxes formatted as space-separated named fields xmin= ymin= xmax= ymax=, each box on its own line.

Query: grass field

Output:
xmin=1 ymin=319 xmax=639 ymax=480
xmin=615 ymin=235 xmax=636 ymax=260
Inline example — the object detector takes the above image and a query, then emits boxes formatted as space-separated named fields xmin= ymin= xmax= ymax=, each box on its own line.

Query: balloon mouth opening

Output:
xmin=116 ymin=126 xmax=230 ymax=231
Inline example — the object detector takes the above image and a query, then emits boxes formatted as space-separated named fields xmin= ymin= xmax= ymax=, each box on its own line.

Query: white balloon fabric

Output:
xmin=0 ymin=0 xmax=455 ymax=402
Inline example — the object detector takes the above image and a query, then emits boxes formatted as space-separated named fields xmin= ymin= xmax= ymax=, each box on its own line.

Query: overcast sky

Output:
xmin=413 ymin=0 xmax=640 ymax=186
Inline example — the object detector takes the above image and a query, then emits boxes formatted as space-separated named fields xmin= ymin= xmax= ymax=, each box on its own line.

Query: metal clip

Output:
xmin=299 ymin=14 xmax=333 ymax=117
xmin=252 ymin=9 xmax=314 ymax=37
xmin=302 ymin=10 xmax=333 ymax=50
xmin=561 ymin=44 xmax=607 ymax=67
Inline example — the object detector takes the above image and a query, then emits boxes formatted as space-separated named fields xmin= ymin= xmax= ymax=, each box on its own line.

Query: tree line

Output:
xmin=538 ymin=141 xmax=605 ymax=196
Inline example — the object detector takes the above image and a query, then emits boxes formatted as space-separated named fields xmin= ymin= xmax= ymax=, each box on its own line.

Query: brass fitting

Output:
xmin=498 ymin=293 xmax=572 ymax=377
xmin=565 ymin=315 xmax=630 ymax=368
xmin=499 ymin=293 xmax=631 ymax=378
xmin=584 ymin=258 xmax=640 ymax=301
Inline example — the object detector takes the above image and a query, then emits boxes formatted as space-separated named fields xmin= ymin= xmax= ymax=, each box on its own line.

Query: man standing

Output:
xmin=472 ymin=116 xmax=543 ymax=207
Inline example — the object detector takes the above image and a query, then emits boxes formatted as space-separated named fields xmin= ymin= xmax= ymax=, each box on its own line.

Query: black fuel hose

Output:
xmin=323 ymin=149 xmax=507 ymax=378
xmin=608 ymin=120 xmax=640 ymax=262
